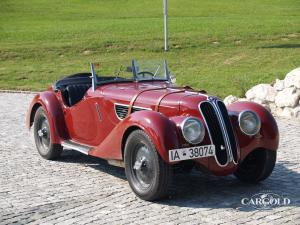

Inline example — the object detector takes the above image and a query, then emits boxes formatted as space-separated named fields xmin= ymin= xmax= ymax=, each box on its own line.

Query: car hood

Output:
xmin=97 ymin=81 xmax=212 ymax=117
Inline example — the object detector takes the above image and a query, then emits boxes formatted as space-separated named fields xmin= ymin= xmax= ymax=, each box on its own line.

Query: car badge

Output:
xmin=208 ymin=96 xmax=216 ymax=102
xmin=220 ymin=145 xmax=225 ymax=150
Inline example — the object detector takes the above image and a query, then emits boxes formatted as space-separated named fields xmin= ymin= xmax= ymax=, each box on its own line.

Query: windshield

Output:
xmin=90 ymin=59 xmax=169 ymax=82
xmin=88 ymin=59 xmax=172 ymax=90
xmin=133 ymin=60 xmax=169 ymax=81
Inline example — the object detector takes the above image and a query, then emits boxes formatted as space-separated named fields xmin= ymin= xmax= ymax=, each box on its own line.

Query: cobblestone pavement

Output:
xmin=0 ymin=93 xmax=299 ymax=225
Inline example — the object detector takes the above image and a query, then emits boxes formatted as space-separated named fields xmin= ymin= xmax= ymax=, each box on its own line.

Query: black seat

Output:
xmin=65 ymin=84 xmax=91 ymax=106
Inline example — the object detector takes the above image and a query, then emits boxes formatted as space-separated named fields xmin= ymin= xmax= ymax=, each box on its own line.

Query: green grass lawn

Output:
xmin=0 ymin=0 xmax=299 ymax=98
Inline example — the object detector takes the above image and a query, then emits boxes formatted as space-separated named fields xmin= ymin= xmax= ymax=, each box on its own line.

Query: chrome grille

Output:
xmin=217 ymin=101 xmax=239 ymax=163
xmin=199 ymin=98 xmax=239 ymax=166
xmin=200 ymin=101 xmax=228 ymax=165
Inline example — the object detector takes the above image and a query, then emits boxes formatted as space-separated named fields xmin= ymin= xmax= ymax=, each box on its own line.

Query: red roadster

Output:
xmin=27 ymin=60 xmax=279 ymax=200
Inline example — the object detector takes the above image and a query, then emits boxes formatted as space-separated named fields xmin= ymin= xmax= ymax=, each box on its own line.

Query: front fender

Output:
xmin=227 ymin=101 xmax=279 ymax=161
xmin=89 ymin=110 xmax=180 ymax=162
xmin=26 ymin=91 xmax=68 ymax=143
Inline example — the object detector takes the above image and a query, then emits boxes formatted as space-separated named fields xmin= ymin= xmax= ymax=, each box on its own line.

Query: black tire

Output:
xmin=33 ymin=107 xmax=62 ymax=160
xmin=124 ymin=130 xmax=172 ymax=201
xmin=234 ymin=149 xmax=276 ymax=183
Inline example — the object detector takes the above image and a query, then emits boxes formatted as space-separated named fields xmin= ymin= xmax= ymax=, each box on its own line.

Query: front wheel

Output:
xmin=124 ymin=130 xmax=172 ymax=201
xmin=33 ymin=107 xmax=62 ymax=160
xmin=234 ymin=149 xmax=277 ymax=183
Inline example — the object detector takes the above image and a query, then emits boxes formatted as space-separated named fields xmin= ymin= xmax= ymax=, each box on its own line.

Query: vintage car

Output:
xmin=26 ymin=60 xmax=279 ymax=201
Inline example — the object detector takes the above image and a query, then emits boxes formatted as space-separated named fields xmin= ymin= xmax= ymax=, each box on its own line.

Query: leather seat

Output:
xmin=65 ymin=84 xmax=91 ymax=106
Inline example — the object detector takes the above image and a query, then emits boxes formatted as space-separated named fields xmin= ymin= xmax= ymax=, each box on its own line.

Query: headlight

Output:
xmin=181 ymin=118 xmax=205 ymax=144
xmin=238 ymin=110 xmax=261 ymax=136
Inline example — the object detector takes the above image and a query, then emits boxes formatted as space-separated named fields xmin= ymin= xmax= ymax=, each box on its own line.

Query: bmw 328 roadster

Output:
xmin=27 ymin=60 xmax=279 ymax=200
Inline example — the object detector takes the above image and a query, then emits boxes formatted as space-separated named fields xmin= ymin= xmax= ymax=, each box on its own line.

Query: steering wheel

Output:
xmin=137 ymin=71 xmax=155 ymax=79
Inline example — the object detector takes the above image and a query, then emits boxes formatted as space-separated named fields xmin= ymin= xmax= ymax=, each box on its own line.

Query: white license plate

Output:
xmin=169 ymin=145 xmax=215 ymax=162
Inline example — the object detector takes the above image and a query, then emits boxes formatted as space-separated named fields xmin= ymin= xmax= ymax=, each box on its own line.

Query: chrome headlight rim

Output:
xmin=238 ymin=110 xmax=261 ymax=136
xmin=181 ymin=117 xmax=205 ymax=145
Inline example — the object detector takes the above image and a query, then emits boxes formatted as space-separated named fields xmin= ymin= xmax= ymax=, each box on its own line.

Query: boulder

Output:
xmin=268 ymin=103 xmax=277 ymax=114
xmin=293 ymin=107 xmax=300 ymax=118
xmin=224 ymin=95 xmax=238 ymax=105
xmin=273 ymin=79 xmax=285 ymax=91
xmin=275 ymin=87 xmax=300 ymax=108
xmin=252 ymin=98 xmax=267 ymax=105
xmin=274 ymin=107 xmax=283 ymax=117
xmin=284 ymin=67 xmax=300 ymax=88
xmin=245 ymin=84 xmax=276 ymax=102
xmin=280 ymin=107 xmax=294 ymax=117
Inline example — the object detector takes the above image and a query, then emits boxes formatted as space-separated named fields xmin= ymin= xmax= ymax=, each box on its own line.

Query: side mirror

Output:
xmin=169 ymin=72 xmax=176 ymax=84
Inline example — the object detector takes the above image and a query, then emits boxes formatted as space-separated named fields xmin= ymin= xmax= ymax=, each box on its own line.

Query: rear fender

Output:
xmin=26 ymin=91 xmax=68 ymax=144
xmin=89 ymin=110 xmax=180 ymax=162
xmin=227 ymin=101 xmax=279 ymax=161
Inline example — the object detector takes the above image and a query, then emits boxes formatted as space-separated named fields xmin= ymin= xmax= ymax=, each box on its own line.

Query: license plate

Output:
xmin=169 ymin=145 xmax=215 ymax=162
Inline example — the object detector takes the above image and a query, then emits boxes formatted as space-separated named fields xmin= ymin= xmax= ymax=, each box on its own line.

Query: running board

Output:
xmin=107 ymin=159 xmax=125 ymax=168
xmin=61 ymin=140 xmax=90 ymax=155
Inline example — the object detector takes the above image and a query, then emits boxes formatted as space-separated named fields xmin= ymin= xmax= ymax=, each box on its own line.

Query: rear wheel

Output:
xmin=124 ymin=130 xmax=172 ymax=201
xmin=234 ymin=149 xmax=276 ymax=183
xmin=33 ymin=107 xmax=62 ymax=160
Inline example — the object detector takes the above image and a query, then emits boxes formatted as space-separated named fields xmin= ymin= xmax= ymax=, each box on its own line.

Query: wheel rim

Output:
xmin=131 ymin=144 xmax=154 ymax=189
xmin=36 ymin=116 xmax=50 ymax=154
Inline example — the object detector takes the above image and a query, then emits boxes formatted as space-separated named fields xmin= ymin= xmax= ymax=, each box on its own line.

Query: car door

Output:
xmin=64 ymin=97 xmax=101 ymax=145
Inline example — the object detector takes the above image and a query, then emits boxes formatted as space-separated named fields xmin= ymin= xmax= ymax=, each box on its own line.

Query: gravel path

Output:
xmin=0 ymin=93 xmax=299 ymax=225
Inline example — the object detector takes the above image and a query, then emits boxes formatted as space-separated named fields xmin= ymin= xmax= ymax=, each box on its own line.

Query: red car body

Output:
xmin=26 ymin=79 xmax=279 ymax=176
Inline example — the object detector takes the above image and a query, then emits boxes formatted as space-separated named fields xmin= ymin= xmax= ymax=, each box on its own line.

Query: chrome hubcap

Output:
xmin=38 ymin=127 xmax=48 ymax=137
xmin=37 ymin=117 xmax=50 ymax=154
xmin=133 ymin=156 xmax=147 ymax=170
xmin=132 ymin=145 xmax=154 ymax=188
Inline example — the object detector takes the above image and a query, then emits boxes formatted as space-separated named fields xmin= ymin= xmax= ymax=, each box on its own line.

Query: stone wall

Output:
xmin=224 ymin=68 xmax=300 ymax=119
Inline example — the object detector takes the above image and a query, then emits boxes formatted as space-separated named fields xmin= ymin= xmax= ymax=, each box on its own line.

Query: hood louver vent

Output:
xmin=115 ymin=104 xmax=148 ymax=120
xmin=132 ymin=107 xmax=145 ymax=113
xmin=115 ymin=104 xmax=129 ymax=120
